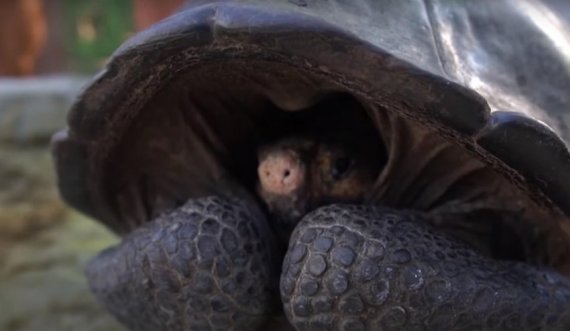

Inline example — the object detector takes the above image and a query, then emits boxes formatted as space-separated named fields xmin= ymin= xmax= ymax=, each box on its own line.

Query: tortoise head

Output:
xmin=52 ymin=1 xmax=570 ymax=273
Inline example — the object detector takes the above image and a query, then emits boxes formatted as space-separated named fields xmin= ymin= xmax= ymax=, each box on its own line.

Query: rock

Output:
xmin=0 ymin=76 xmax=87 ymax=143
xmin=0 ymin=76 xmax=125 ymax=330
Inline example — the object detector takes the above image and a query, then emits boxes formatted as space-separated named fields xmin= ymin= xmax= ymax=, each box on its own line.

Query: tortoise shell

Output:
xmin=52 ymin=0 xmax=570 ymax=270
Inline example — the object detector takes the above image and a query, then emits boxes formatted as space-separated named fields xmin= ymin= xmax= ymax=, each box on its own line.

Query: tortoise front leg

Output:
xmin=281 ymin=205 xmax=570 ymax=330
xmin=86 ymin=196 xmax=281 ymax=331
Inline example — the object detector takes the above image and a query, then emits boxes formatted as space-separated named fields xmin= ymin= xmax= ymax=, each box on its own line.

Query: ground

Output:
xmin=0 ymin=87 xmax=126 ymax=330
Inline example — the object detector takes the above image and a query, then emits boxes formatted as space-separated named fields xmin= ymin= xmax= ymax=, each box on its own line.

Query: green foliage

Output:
xmin=64 ymin=0 xmax=133 ymax=73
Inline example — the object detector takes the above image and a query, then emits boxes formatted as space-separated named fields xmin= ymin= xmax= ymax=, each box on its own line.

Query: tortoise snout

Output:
xmin=258 ymin=150 xmax=305 ymax=195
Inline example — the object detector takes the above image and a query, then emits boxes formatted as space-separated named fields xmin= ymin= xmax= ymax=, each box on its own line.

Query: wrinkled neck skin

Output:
xmin=102 ymin=57 xmax=570 ymax=276
xmin=257 ymin=106 xmax=570 ymax=274
xmin=370 ymin=110 xmax=570 ymax=273
xmin=257 ymin=130 xmax=382 ymax=241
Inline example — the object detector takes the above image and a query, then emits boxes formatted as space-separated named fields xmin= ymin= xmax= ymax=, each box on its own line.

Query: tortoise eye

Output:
xmin=331 ymin=156 xmax=353 ymax=180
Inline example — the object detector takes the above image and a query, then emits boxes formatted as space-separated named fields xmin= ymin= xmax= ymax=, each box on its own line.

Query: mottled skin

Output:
xmin=86 ymin=134 xmax=570 ymax=331
xmin=87 ymin=196 xmax=280 ymax=331
xmin=261 ymin=136 xmax=570 ymax=330
xmin=52 ymin=1 xmax=570 ymax=329
xmin=257 ymin=135 xmax=380 ymax=242
xmin=87 ymin=196 xmax=570 ymax=331
xmin=282 ymin=206 xmax=570 ymax=330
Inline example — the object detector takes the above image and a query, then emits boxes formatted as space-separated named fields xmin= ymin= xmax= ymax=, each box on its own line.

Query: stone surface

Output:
xmin=0 ymin=76 xmax=124 ymax=331
xmin=0 ymin=76 xmax=87 ymax=142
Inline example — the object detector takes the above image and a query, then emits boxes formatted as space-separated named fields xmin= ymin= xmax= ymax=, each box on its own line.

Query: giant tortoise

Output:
xmin=52 ymin=1 xmax=570 ymax=330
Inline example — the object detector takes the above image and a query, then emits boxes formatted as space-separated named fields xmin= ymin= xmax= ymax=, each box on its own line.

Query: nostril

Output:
xmin=258 ymin=150 xmax=304 ymax=195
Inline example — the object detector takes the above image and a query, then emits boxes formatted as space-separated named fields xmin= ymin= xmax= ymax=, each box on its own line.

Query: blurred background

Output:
xmin=0 ymin=1 xmax=184 ymax=330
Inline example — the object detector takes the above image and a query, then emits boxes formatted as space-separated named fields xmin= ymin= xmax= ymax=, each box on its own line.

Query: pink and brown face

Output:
xmin=257 ymin=135 xmax=381 ymax=237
